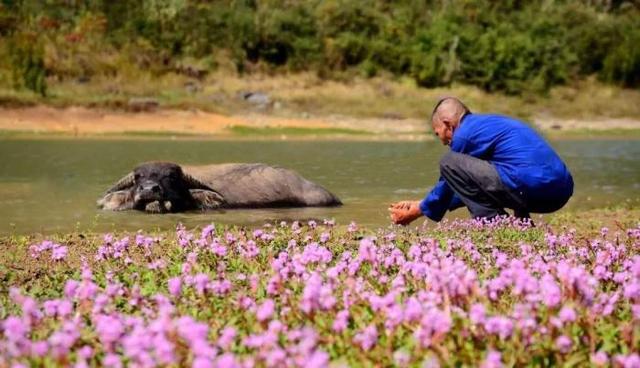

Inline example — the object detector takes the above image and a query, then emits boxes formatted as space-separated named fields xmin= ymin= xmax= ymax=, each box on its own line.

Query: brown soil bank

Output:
xmin=0 ymin=105 xmax=424 ymax=138
xmin=1 ymin=105 xmax=639 ymax=139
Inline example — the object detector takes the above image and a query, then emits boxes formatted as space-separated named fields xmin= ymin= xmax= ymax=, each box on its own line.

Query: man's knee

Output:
xmin=439 ymin=151 xmax=462 ymax=176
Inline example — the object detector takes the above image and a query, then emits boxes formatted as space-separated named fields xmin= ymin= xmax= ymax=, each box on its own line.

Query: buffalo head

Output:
xmin=98 ymin=162 xmax=225 ymax=213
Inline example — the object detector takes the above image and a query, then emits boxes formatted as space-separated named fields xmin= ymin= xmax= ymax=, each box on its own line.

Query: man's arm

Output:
xmin=448 ymin=194 xmax=464 ymax=211
xmin=418 ymin=177 xmax=456 ymax=222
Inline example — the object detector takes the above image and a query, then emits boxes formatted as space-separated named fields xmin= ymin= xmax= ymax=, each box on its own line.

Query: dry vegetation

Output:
xmin=1 ymin=72 xmax=639 ymax=139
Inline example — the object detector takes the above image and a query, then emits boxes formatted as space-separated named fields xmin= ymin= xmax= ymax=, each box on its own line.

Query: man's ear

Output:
xmin=189 ymin=189 xmax=226 ymax=210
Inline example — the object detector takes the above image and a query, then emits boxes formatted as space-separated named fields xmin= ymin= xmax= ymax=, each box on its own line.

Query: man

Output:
xmin=389 ymin=97 xmax=573 ymax=225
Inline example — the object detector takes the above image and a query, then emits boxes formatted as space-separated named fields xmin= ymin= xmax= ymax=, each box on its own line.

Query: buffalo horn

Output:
xmin=106 ymin=172 xmax=135 ymax=193
xmin=183 ymin=173 xmax=213 ymax=190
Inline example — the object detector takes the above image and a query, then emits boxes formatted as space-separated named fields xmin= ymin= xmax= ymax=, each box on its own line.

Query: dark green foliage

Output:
xmin=1 ymin=0 xmax=639 ymax=94
xmin=8 ymin=33 xmax=47 ymax=96
xmin=601 ymin=15 xmax=640 ymax=88
xmin=409 ymin=16 xmax=462 ymax=88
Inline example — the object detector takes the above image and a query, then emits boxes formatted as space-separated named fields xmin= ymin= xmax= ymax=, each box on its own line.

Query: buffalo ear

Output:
xmin=105 ymin=172 xmax=135 ymax=193
xmin=189 ymin=189 xmax=226 ymax=210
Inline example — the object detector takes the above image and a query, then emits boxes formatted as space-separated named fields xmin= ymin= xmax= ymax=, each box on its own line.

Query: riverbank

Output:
xmin=1 ymin=105 xmax=640 ymax=141
xmin=1 ymin=73 xmax=640 ymax=140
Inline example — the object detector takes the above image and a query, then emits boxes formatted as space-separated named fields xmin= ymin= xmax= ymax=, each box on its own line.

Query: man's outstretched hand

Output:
xmin=389 ymin=200 xmax=423 ymax=225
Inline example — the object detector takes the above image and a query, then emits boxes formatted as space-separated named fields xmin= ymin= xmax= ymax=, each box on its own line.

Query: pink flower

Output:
xmin=266 ymin=348 xmax=287 ymax=367
xmin=591 ymin=351 xmax=608 ymax=366
xmin=168 ymin=277 xmax=182 ymax=297
xmin=347 ymin=221 xmax=358 ymax=232
xmin=216 ymin=353 xmax=241 ymax=368
xmin=192 ymin=357 xmax=213 ymax=368
xmin=305 ymin=350 xmax=329 ymax=368
xmin=78 ymin=346 xmax=93 ymax=359
xmin=103 ymin=353 xmax=123 ymax=368
xmin=469 ymin=303 xmax=486 ymax=325
xmin=614 ymin=353 xmax=640 ymax=368
xmin=64 ymin=280 xmax=80 ymax=299
xmin=555 ymin=335 xmax=572 ymax=354
xmin=481 ymin=350 xmax=502 ymax=368
xmin=354 ymin=324 xmax=378 ymax=351
xmin=51 ymin=245 xmax=68 ymax=261
xmin=31 ymin=340 xmax=49 ymax=357
xmin=393 ymin=350 xmax=410 ymax=367
xmin=484 ymin=316 xmax=513 ymax=340
xmin=3 ymin=316 xmax=29 ymax=341
xmin=43 ymin=300 xmax=59 ymax=317
xmin=218 ymin=326 xmax=237 ymax=350
xmin=539 ymin=274 xmax=562 ymax=308
xmin=300 ymin=273 xmax=323 ymax=314
xmin=194 ymin=273 xmax=210 ymax=295
xmin=256 ymin=299 xmax=275 ymax=322
xmin=332 ymin=310 xmax=349 ymax=332
xmin=632 ymin=304 xmax=640 ymax=321
xmin=558 ymin=306 xmax=577 ymax=323
xmin=176 ymin=316 xmax=209 ymax=343
xmin=403 ymin=297 xmax=423 ymax=322
xmin=414 ymin=308 xmax=452 ymax=347
xmin=95 ymin=315 xmax=124 ymax=348
xmin=358 ymin=237 xmax=377 ymax=263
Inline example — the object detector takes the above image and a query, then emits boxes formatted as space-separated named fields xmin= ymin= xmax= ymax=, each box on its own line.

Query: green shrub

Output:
xmin=8 ymin=33 xmax=47 ymax=96
xmin=410 ymin=16 xmax=462 ymax=88
xmin=1 ymin=0 xmax=639 ymax=94
xmin=601 ymin=16 xmax=640 ymax=88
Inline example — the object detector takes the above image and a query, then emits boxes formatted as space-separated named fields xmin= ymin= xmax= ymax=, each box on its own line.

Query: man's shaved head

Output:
xmin=429 ymin=97 xmax=471 ymax=146
xmin=430 ymin=97 xmax=471 ymax=127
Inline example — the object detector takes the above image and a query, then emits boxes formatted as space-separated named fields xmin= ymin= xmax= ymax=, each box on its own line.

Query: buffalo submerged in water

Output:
xmin=97 ymin=162 xmax=341 ymax=213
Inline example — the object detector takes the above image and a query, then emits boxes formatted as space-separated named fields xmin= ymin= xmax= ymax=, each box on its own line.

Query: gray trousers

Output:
xmin=440 ymin=151 xmax=529 ymax=219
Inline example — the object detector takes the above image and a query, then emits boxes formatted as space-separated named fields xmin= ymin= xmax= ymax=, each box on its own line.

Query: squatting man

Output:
xmin=389 ymin=97 xmax=574 ymax=225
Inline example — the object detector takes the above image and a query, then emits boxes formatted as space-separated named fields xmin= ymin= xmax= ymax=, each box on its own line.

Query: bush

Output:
xmin=8 ymin=33 xmax=47 ymax=96
xmin=410 ymin=16 xmax=462 ymax=88
xmin=1 ymin=0 xmax=639 ymax=94
xmin=601 ymin=16 xmax=640 ymax=88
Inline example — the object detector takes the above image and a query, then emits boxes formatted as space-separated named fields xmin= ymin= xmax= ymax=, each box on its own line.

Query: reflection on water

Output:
xmin=0 ymin=139 xmax=638 ymax=234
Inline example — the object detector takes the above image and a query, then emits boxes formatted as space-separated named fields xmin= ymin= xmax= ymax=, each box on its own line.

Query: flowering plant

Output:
xmin=1 ymin=217 xmax=639 ymax=367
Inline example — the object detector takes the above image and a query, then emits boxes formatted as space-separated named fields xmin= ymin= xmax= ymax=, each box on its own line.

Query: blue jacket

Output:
xmin=419 ymin=113 xmax=573 ymax=221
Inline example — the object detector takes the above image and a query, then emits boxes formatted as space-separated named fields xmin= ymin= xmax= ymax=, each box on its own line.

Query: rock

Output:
xmin=184 ymin=81 xmax=202 ymax=94
xmin=128 ymin=97 xmax=160 ymax=112
xmin=76 ymin=75 xmax=91 ymax=84
xmin=238 ymin=91 xmax=271 ymax=108
xmin=174 ymin=65 xmax=208 ymax=80
xmin=208 ymin=93 xmax=226 ymax=104
xmin=382 ymin=112 xmax=406 ymax=120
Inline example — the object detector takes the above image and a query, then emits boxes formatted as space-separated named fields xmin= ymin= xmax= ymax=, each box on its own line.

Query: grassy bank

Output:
xmin=1 ymin=72 xmax=640 ymax=141
xmin=0 ymin=210 xmax=639 ymax=366
xmin=3 ymin=73 xmax=640 ymax=123
xmin=3 ymin=127 xmax=640 ymax=142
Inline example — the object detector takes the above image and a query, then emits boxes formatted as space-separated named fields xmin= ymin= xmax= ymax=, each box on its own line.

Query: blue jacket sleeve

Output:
xmin=419 ymin=177 xmax=455 ymax=222
xmin=448 ymin=194 xmax=464 ymax=210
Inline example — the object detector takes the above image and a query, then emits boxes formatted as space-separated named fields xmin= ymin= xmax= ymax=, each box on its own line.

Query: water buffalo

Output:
xmin=97 ymin=162 xmax=341 ymax=213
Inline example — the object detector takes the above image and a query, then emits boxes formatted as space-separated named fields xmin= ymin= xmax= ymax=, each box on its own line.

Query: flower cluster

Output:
xmin=1 ymin=217 xmax=639 ymax=367
xmin=29 ymin=240 xmax=68 ymax=261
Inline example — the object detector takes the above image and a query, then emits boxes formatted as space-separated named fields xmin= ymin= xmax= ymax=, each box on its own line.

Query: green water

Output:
xmin=0 ymin=138 xmax=638 ymax=234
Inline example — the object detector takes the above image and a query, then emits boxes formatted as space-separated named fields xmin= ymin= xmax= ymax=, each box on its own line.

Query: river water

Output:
xmin=0 ymin=138 xmax=638 ymax=234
